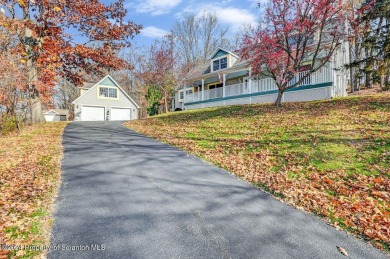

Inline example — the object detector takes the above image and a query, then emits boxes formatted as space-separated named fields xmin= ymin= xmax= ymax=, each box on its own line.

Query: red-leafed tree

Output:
xmin=138 ymin=35 xmax=176 ymax=114
xmin=1 ymin=0 xmax=141 ymax=123
xmin=241 ymin=0 xmax=346 ymax=106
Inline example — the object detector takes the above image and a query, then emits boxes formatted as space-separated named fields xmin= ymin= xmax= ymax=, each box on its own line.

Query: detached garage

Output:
xmin=43 ymin=109 xmax=69 ymax=122
xmin=73 ymin=75 xmax=140 ymax=122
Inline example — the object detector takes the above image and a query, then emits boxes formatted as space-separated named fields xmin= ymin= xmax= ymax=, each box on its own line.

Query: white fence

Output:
xmin=184 ymin=66 xmax=333 ymax=103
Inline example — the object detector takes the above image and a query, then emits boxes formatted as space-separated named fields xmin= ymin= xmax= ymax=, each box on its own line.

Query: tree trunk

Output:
xmin=274 ymin=91 xmax=284 ymax=107
xmin=365 ymin=71 xmax=372 ymax=88
xmin=353 ymin=69 xmax=359 ymax=92
xmin=164 ymin=94 xmax=169 ymax=113
xmin=349 ymin=36 xmax=355 ymax=93
xmin=25 ymin=28 xmax=44 ymax=124
xmin=364 ymin=46 xmax=372 ymax=88
xmin=27 ymin=65 xmax=44 ymax=124
xmin=349 ymin=67 xmax=355 ymax=93
xmin=384 ymin=74 xmax=390 ymax=91
xmin=30 ymin=93 xmax=45 ymax=124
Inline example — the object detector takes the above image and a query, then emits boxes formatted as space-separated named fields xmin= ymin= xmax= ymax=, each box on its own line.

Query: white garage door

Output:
xmin=111 ymin=108 xmax=131 ymax=121
xmin=81 ymin=106 xmax=105 ymax=121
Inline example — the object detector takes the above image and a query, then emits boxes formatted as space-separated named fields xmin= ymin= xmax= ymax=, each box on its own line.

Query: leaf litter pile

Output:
xmin=0 ymin=122 xmax=67 ymax=258
xmin=126 ymin=94 xmax=390 ymax=251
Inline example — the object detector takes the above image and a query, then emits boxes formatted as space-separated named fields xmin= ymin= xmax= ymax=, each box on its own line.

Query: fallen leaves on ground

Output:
xmin=0 ymin=122 xmax=67 ymax=258
xmin=126 ymin=94 xmax=390 ymax=251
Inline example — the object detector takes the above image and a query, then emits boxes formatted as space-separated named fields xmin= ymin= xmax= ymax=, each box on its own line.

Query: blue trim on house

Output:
xmin=185 ymin=82 xmax=333 ymax=106
xmin=211 ymin=50 xmax=228 ymax=59
xmin=226 ymin=71 xmax=247 ymax=80
xmin=205 ymin=76 xmax=219 ymax=84
xmin=99 ymin=77 xmax=116 ymax=86
xmin=183 ymin=69 xmax=247 ymax=88
xmin=203 ymin=71 xmax=246 ymax=85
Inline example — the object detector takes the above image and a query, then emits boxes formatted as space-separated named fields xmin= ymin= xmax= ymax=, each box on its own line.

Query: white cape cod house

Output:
xmin=172 ymin=45 xmax=349 ymax=111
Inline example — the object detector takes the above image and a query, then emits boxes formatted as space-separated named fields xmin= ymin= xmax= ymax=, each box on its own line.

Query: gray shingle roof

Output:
xmin=185 ymin=58 xmax=249 ymax=81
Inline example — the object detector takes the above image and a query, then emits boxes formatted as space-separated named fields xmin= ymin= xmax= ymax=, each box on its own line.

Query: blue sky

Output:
xmin=0 ymin=0 xmax=266 ymax=47
xmin=103 ymin=0 xmax=266 ymax=46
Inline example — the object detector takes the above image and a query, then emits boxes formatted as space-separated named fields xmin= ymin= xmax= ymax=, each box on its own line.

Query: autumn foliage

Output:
xmin=137 ymin=36 xmax=176 ymax=115
xmin=0 ymin=0 xmax=141 ymax=124
xmin=0 ymin=11 xmax=28 ymax=130
xmin=126 ymin=94 xmax=390 ymax=250
xmin=241 ymin=0 xmax=346 ymax=106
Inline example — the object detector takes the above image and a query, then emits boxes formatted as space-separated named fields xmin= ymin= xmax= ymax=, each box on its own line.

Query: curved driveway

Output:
xmin=49 ymin=122 xmax=387 ymax=259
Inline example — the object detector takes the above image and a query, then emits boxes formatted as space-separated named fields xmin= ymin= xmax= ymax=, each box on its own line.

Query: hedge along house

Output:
xmin=73 ymin=75 xmax=139 ymax=121
xmin=172 ymin=46 xmax=350 ymax=111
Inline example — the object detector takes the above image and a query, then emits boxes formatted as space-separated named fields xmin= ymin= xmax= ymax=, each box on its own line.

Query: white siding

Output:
xmin=185 ymin=86 xmax=332 ymax=110
xmin=74 ymin=83 xmax=139 ymax=121
xmin=44 ymin=114 xmax=60 ymax=122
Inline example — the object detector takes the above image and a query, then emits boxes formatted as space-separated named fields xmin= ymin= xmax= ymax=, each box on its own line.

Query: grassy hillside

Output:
xmin=0 ymin=122 xmax=67 ymax=258
xmin=126 ymin=94 xmax=390 ymax=250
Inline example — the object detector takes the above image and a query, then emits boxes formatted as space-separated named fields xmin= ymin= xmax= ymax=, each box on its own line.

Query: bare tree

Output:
xmin=345 ymin=0 xmax=366 ymax=92
xmin=119 ymin=44 xmax=151 ymax=118
xmin=347 ymin=0 xmax=390 ymax=91
xmin=171 ymin=12 xmax=229 ymax=67
xmin=56 ymin=79 xmax=78 ymax=113
xmin=228 ymin=23 xmax=255 ymax=51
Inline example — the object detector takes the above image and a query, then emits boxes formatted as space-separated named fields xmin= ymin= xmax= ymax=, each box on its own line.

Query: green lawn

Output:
xmin=0 ymin=122 xmax=67 ymax=258
xmin=126 ymin=94 xmax=390 ymax=250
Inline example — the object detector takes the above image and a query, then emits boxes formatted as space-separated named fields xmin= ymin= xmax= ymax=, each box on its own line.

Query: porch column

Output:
xmin=248 ymin=67 xmax=252 ymax=94
xmin=223 ymin=73 xmax=226 ymax=98
xmin=201 ymin=79 xmax=204 ymax=101
xmin=331 ymin=57 xmax=336 ymax=98
xmin=183 ymin=89 xmax=186 ymax=104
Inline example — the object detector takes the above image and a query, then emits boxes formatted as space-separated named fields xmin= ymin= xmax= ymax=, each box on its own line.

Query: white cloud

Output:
xmin=213 ymin=6 xmax=258 ymax=30
xmin=141 ymin=26 xmax=169 ymax=38
xmin=176 ymin=4 xmax=258 ymax=32
xmin=131 ymin=0 xmax=182 ymax=16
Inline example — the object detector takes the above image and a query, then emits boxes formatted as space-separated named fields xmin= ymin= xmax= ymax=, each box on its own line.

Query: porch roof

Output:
xmin=180 ymin=59 xmax=249 ymax=89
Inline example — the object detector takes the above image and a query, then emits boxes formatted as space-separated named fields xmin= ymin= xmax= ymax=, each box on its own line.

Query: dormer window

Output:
xmin=208 ymin=48 xmax=239 ymax=73
xmin=213 ymin=57 xmax=227 ymax=71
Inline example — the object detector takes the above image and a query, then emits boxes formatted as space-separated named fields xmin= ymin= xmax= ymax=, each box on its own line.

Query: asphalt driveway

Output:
xmin=49 ymin=122 xmax=387 ymax=259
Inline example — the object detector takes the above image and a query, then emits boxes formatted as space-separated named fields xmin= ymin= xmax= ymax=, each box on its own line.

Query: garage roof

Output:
xmin=72 ymin=75 xmax=140 ymax=109
xmin=43 ymin=109 xmax=69 ymax=116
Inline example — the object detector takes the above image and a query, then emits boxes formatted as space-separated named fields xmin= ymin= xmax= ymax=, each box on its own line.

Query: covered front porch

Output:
xmin=184 ymin=66 xmax=334 ymax=104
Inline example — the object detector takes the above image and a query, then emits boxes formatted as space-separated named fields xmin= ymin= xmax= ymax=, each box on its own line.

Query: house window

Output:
xmin=208 ymin=83 xmax=223 ymax=89
xmin=99 ymin=87 xmax=108 ymax=97
xmin=213 ymin=57 xmax=228 ymax=71
xmin=109 ymin=88 xmax=117 ymax=98
xmin=99 ymin=87 xmax=117 ymax=99
xmin=220 ymin=57 xmax=227 ymax=69
xmin=288 ymin=35 xmax=314 ymax=46
xmin=180 ymin=91 xmax=184 ymax=100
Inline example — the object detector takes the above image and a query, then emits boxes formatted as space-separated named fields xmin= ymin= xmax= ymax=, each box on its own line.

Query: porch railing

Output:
xmin=184 ymin=66 xmax=333 ymax=103
xmin=204 ymin=87 xmax=223 ymax=100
